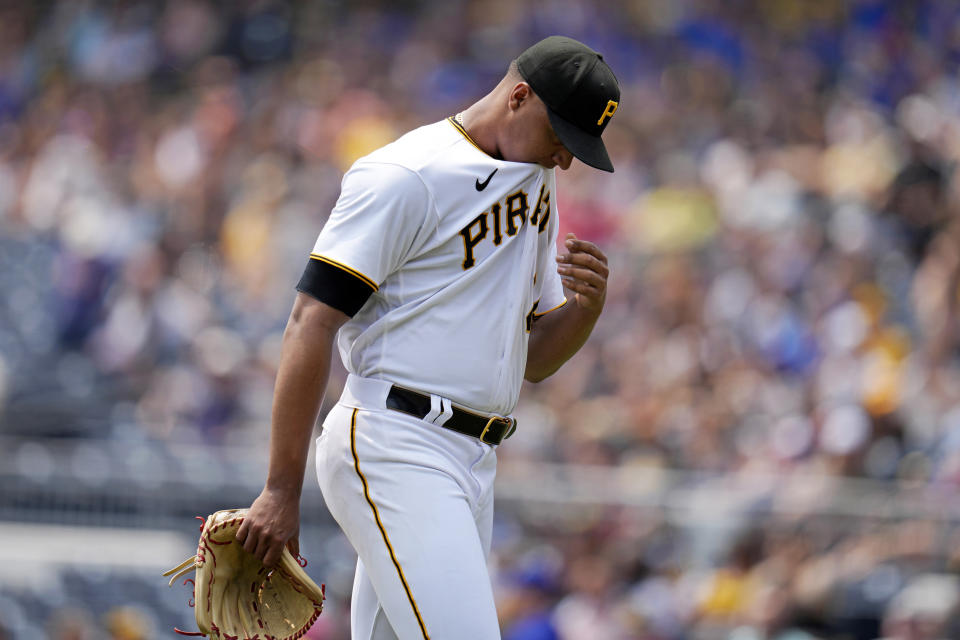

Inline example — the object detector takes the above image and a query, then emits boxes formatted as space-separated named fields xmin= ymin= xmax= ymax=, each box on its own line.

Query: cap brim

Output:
xmin=546 ymin=108 xmax=614 ymax=173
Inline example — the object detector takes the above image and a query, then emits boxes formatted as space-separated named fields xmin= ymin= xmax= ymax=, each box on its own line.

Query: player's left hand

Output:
xmin=556 ymin=233 xmax=608 ymax=314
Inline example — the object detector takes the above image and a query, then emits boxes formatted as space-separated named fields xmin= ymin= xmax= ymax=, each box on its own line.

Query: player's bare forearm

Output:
xmin=525 ymin=234 xmax=608 ymax=382
xmin=237 ymin=293 xmax=348 ymax=567
xmin=264 ymin=295 xmax=346 ymax=494
xmin=525 ymin=300 xmax=600 ymax=381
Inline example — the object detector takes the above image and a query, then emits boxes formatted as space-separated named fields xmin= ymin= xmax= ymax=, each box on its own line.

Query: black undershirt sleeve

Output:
xmin=296 ymin=257 xmax=376 ymax=317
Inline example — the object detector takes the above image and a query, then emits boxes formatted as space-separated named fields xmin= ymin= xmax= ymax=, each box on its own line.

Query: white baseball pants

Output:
xmin=315 ymin=374 xmax=502 ymax=639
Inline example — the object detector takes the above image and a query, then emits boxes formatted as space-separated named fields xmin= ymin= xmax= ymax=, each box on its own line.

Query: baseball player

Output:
xmin=236 ymin=36 xmax=619 ymax=639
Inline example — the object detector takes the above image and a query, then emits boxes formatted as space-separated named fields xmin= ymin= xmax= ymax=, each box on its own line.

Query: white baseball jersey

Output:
xmin=305 ymin=117 xmax=566 ymax=415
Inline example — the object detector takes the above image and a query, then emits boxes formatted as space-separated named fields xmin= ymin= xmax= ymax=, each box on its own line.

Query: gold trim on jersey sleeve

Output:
xmin=533 ymin=298 xmax=568 ymax=317
xmin=350 ymin=408 xmax=431 ymax=639
xmin=309 ymin=253 xmax=379 ymax=291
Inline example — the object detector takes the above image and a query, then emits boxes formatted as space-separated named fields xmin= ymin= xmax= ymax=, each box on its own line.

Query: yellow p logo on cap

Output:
xmin=597 ymin=100 xmax=618 ymax=126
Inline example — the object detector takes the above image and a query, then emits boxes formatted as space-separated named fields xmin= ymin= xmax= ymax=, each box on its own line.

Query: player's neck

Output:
xmin=459 ymin=98 xmax=505 ymax=161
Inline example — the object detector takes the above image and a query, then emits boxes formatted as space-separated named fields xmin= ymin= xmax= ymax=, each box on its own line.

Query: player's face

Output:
xmin=503 ymin=85 xmax=575 ymax=170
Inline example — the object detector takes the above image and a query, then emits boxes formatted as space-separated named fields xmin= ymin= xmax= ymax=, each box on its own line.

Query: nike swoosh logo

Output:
xmin=475 ymin=168 xmax=498 ymax=191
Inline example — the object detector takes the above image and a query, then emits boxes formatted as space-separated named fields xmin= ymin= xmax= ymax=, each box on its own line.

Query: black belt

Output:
xmin=385 ymin=385 xmax=517 ymax=445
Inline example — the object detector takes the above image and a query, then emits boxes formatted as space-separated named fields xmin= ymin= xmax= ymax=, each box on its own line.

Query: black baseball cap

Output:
xmin=517 ymin=36 xmax=620 ymax=172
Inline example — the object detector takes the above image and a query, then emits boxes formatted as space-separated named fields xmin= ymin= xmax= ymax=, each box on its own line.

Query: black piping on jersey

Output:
xmin=350 ymin=408 xmax=431 ymax=639
xmin=296 ymin=254 xmax=376 ymax=317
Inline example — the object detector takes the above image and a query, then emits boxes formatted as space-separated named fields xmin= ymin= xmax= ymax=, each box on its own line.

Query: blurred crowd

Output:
xmin=3 ymin=0 xmax=960 ymax=638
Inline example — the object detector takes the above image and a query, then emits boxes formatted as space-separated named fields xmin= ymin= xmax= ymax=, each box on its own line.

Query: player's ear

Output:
xmin=507 ymin=82 xmax=532 ymax=112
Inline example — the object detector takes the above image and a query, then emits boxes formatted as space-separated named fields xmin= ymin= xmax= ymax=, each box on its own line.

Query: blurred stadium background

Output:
xmin=2 ymin=0 xmax=960 ymax=638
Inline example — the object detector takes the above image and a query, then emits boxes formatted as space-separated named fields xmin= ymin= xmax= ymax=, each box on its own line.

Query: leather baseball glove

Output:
xmin=163 ymin=508 xmax=325 ymax=639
